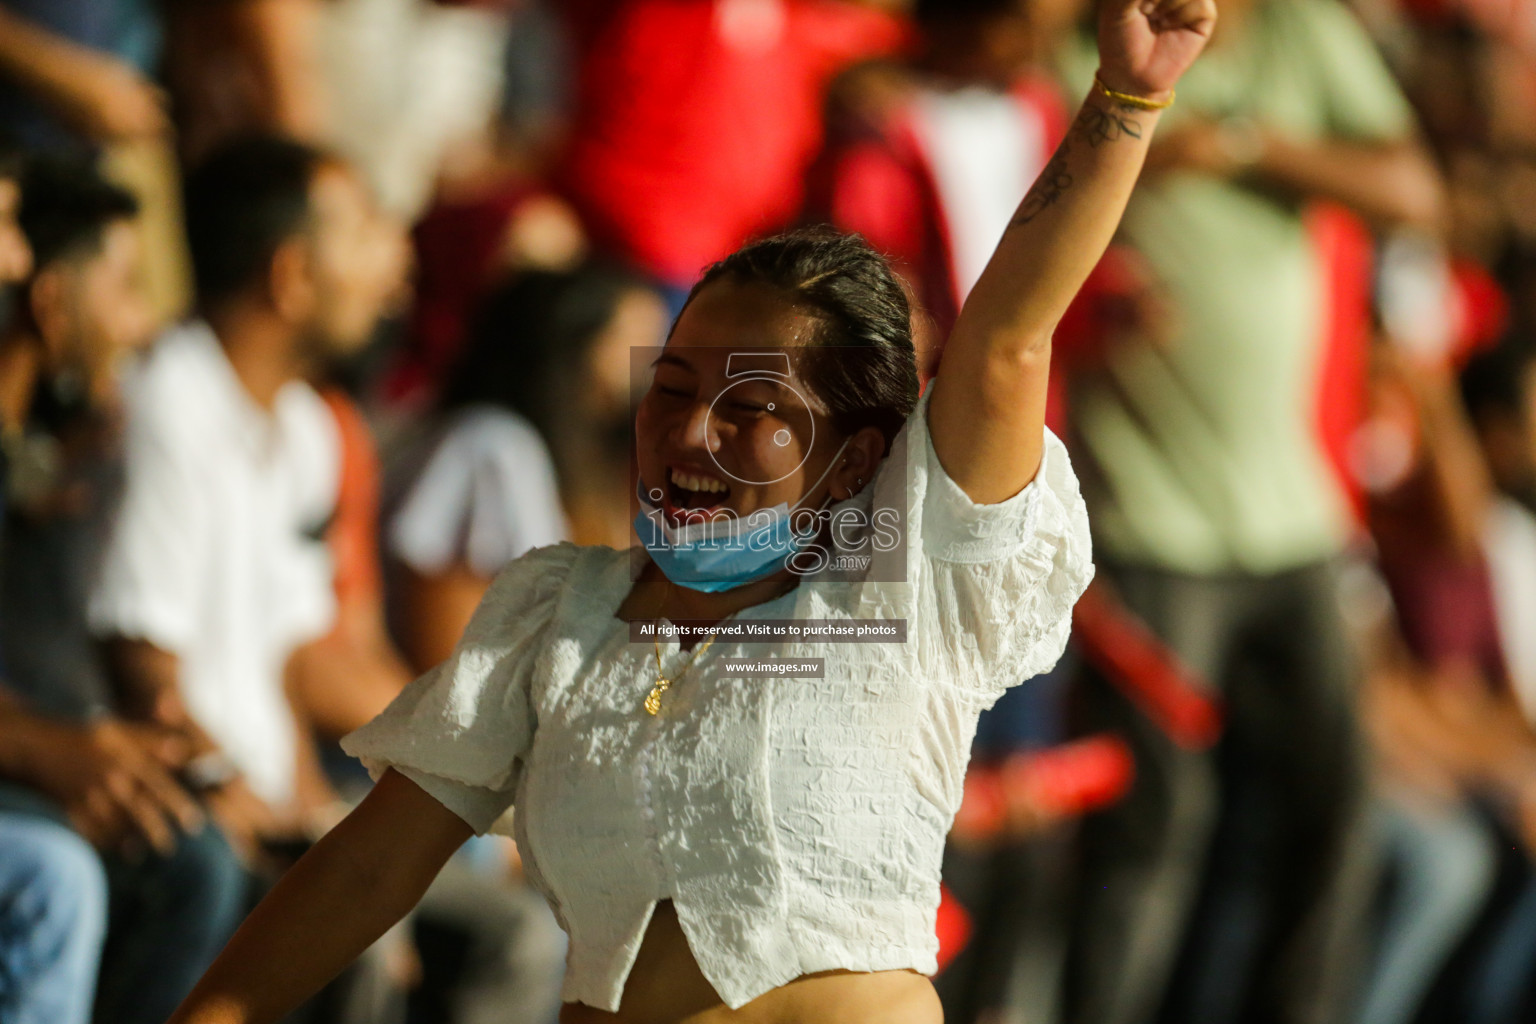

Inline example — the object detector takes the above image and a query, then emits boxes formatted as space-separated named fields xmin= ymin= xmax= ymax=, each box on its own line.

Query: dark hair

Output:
xmin=182 ymin=134 xmax=328 ymax=304
xmin=443 ymin=262 xmax=651 ymax=432
xmin=1461 ymin=338 xmax=1536 ymax=425
xmin=18 ymin=156 xmax=139 ymax=270
xmin=681 ymin=226 xmax=919 ymax=446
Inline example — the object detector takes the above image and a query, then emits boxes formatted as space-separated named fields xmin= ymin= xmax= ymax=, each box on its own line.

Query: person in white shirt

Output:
xmin=387 ymin=264 xmax=669 ymax=672
xmin=169 ymin=3 xmax=1217 ymax=1022
xmin=90 ymin=135 xmax=405 ymax=857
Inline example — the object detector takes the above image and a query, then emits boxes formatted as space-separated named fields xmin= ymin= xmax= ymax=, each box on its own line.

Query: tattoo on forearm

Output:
xmin=1012 ymin=145 xmax=1074 ymax=226
xmin=1079 ymin=104 xmax=1144 ymax=147
xmin=1008 ymin=99 xmax=1149 ymax=228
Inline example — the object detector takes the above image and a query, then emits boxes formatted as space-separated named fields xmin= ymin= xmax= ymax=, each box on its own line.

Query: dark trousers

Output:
xmin=1064 ymin=559 xmax=1376 ymax=1024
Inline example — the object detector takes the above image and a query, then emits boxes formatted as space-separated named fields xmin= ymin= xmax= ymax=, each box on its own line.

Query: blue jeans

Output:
xmin=0 ymin=782 xmax=247 ymax=1024
xmin=0 ymin=812 xmax=108 ymax=1024
xmin=1359 ymin=792 xmax=1496 ymax=1024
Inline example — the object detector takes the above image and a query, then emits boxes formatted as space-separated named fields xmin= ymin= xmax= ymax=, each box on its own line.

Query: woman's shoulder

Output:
xmin=462 ymin=541 xmax=594 ymax=637
xmin=483 ymin=540 xmax=631 ymax=610
xmin=488 ymin=540 xmax=592 ymax=589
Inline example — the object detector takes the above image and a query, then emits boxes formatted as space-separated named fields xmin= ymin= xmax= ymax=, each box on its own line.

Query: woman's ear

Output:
xmin=835 ymin=425 xmax=887 ymax=499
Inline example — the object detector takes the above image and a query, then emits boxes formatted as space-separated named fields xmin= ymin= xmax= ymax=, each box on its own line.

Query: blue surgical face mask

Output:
xmin=633 ymin=438 xmax=851 ymax=593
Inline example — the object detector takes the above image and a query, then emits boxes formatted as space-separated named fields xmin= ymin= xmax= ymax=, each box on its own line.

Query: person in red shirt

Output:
xmin=807 ymin=0 xmax=1072 ymax=335
xmin=558 ymin=0 xmax=908 ymax=302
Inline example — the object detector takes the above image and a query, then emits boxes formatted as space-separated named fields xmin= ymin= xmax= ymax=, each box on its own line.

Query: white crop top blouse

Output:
xmin=341 ymin=387 xmax=1094 ymax=1012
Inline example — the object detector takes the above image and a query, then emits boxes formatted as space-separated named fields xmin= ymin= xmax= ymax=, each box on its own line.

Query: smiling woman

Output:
xmin=166 ymin=2 xmax=1218 ymax=1022
xmin=621 ymin=231 xmax=919 ymax=606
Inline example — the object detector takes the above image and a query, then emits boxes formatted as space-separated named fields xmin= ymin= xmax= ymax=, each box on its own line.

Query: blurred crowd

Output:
xmin=0 ymin=1 xmax=1534 ymax=1023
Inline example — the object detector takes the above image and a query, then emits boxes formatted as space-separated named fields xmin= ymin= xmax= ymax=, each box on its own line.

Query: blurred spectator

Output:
xmin=88 ymin=136 xmax=400 ymax=859
xmin=1351 ymin=339 xmax=1506 ymax=1024
xmin=808 ymin=0 xmax=1076 ymax=338
xmin=1353 ymin=333 xmax=1536 ymax=1024
xmin=0 ymin=154 xmax=247 ymax=1024
xmin=316 ymin=0 xmax=517 ymax=221
xmin=0 ymin=135 xmax=106 ymax=1024
xmin=163 ymin=0 xmax=528 ymax=358
xmin=1053 ymin=1 xmax=1443 ymax=1023
xmin=341 ymin=0 xmax=586 ymax=407
xmin=557 ymin=0 xmax=907 ymax=307
xmin=285 ymin=200 xmax=414 ymax=752
xmin=807 ymin=0 xmax=1171 ymax=412
xmin=1453 ymin=337 xmax=1536 ymax=1024
xmin=1465 ymin=340 xmax=1536 ymax=713
xmin=387 ymin=181 xmax=587 ymax=409
xmin=0 ymin=2 xmax=189 ymax=328
xmin=1365 ymin=340 xmax=1505 ymax=689
xmin=1351 ymin=574 xmax=1502 ymax=1024
xmin=387 ymin=262 xmax=666 ymax=671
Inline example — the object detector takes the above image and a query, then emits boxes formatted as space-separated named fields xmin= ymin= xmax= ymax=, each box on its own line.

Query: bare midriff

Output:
xmin=557 ymin=899 xmax=942 ymax=1024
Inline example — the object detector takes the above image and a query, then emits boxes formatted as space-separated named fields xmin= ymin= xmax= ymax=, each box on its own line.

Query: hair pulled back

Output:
xmin=681 ymin=226 xmax=920 ymax=448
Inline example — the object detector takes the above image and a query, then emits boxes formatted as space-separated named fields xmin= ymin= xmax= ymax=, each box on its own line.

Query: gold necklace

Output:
xmin=646 ymin=631 xmax=717 ymax=715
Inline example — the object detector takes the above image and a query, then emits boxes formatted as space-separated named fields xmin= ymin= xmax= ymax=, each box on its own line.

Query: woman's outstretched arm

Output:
xmin=928 ymin=0 xmax=1216 ymax=504
xmin=168 ymin=769 xmax=475 ymax=1024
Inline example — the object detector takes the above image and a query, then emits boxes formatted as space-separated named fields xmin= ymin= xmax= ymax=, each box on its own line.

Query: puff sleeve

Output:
xmin=905 ymin=389 xmax=1095 ymax=710
xmin=340 ymin=542 xmax=579 ymax=833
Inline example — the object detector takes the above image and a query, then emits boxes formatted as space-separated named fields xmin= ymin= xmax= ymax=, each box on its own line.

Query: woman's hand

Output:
xmin=1096 ymin=0 xmax=1218 ymax=101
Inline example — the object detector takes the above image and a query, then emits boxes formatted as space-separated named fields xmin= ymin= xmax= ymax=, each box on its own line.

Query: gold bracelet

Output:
xmin=1093 ymin=73 xmax=1175 ymax=111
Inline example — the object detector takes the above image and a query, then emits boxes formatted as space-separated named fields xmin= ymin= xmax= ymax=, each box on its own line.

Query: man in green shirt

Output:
xmin=1058 ymin=2 xmax=1441 ymax=1022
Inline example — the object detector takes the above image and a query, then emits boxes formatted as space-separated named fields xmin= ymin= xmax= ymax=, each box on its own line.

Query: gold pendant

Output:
xmin=644 ymin=677 xmax=670 ymax=715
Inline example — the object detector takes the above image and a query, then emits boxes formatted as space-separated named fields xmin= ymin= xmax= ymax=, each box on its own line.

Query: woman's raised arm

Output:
xmin=928 ymin=0 xmax=1216 ymax=504
xmin=167 ymin=769 xmax=474 ymax=1024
